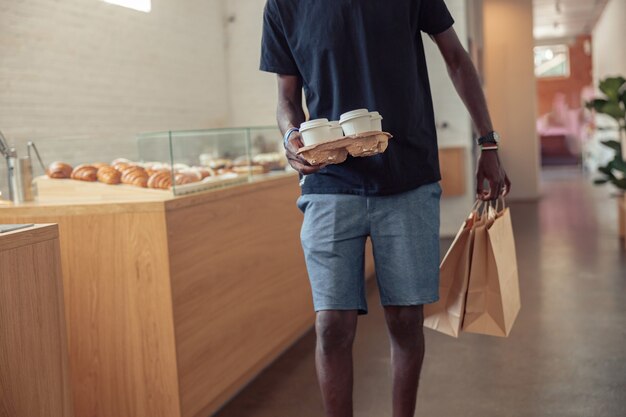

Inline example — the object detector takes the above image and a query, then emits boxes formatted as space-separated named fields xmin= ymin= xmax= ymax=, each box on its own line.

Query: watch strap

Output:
xmin=477 ymin=131 xmax=499 ymax=146
xmin=283 ymin=127 xmax=299 ymax=147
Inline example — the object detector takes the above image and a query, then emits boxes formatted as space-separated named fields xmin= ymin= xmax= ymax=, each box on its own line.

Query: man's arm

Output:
xmin=432 ymin=27 xmax=511 ymax=200
xmin=276 ymin=74 xmax=323 ymax=175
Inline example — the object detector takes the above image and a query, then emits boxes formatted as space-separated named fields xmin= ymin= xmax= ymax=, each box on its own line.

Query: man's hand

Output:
xmin=284 ymin=131 xmax=325 ymax=175
xmin=476 ymin=151 xmax=511 ymax=200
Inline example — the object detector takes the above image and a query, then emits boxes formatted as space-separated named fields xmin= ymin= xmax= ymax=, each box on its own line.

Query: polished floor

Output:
xmin=215 ymin=168 xmax=626 ymax=417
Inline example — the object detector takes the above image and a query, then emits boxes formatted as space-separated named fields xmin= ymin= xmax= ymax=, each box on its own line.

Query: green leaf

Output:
xmin=587 ymin=98 xmax=609 ymax=111
xmin=598 ymin=165 xmax=615 ymax=178
xmin=611 ymin=178 xmax=626 ymax=190
xmin=601 ymin=140 xmax=623 ymax=153
xmin=610 ymin=157 xmax=626 ymax=173
xmin=599 ymin=77 xmax=626 ymax=101
xmin=601 ymin=102 xmax=626 ymax=120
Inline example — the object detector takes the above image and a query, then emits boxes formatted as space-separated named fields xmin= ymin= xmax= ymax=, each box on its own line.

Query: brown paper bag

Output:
xmin=462 ymin=205 xmax=521 ymax=337
xmin=424 ymin=210 xmax=477 ymax=337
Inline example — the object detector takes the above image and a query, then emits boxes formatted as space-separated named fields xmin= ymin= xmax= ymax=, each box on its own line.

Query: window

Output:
xmin=534 ymin=45 xmax=570 ymax=78
xmin=101 ymin=0 xmax=151 ymax=13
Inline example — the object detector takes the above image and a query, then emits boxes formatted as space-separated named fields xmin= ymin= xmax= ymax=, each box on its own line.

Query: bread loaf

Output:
xmin=121 ymin=166 xmax=148 ymax=188
xmin=147 ymin=171 xmax=172 ymax=190
xmin=97 ymin=166 xmax=122 ymax=185
xmin=47 ymin=162 xmax=73 ymax=179
xmin=71 ymin=164 xmax=98 ymax=182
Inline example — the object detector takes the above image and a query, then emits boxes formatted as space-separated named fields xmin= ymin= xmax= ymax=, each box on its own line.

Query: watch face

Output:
xmin=492 ymin=131 xmax=500 ymax=143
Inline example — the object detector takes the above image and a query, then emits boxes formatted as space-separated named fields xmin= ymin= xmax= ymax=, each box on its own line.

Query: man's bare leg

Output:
xmin=315 ymin=310 xmax=359 ymax=417
xmin=384 ymin=305 xmax=426 ymax=417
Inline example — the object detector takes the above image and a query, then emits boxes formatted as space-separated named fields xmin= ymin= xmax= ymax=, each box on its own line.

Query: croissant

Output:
xmin=174 ymin=173 xmax=198 ymax=185
xmin=146 ymin=166 xmax=170 ymax=177
xmin=47 ymin=162 xmax=73 ymax=179
xmin=71 ymin=164 xmax=98 ymax=182
xmin=97 ymin=166 xmax=121 ymax=185
xmin=147 ymin=171 xmax=172 ymax=190
xmin=92 ymin=162 xmax=109 ymax=169
xmin=121 ymin=166 xmax=148 ymax=188
xmin=113 ymin=162 xmax=132 ymax=172
xmin=176 ymin=168 xmax=202 ymax=182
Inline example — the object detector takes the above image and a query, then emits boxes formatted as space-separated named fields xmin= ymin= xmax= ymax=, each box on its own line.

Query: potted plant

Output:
xmin=586 ymin=76 xmax=626 ymax=238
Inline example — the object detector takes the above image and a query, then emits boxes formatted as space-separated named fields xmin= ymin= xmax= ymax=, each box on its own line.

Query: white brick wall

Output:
xmin=224 ymin=0 xmax=279 ymax=127
xmin=0 ymin=0 xmax=230 ymax=196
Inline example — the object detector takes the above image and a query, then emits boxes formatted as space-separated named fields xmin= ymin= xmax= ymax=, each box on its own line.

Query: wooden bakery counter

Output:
xmin=0 ymin=174 xmax=374 ymax=417
xmin=0 ymin=224 xmax=73 ymax=417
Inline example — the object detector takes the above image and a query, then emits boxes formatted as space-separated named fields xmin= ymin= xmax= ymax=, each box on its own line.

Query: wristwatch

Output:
xmin=477 ymin=131 xmax=500 ymax=146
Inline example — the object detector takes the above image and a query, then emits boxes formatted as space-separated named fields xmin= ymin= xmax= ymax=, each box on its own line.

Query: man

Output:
xmin=260 ymin=1 xmax=511 ymax=416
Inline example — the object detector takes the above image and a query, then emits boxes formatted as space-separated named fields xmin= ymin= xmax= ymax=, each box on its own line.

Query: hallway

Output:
xmin=216 ymin=169 xmax=626 ymax=417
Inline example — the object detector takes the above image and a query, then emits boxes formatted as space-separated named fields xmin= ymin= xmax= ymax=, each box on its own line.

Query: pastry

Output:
xmin=47 ymin=162 xmax=73 ymax=179
xmin=233 ymin=156 xmax=252 ymax=167
xmin=113 ymin=162 xmax=132 ymax=172
xmin=174 ymin=172 xmax=200 ymax=185
xmin=173 ymin=163 xmax=190 ymax=171
xmin=121 ymin=166 xmax=148 ymax=188
xmin=111 ymin=157 xmax=132 ymax=166
xmin=143 ymin=162 xmax=171 ymax=176
xmin=253 ymin=152 xmax=287 ymax=171
xmin=197 ymin=167 xmax=215 ymax=179
xmin=207 ymin=158 xmax=233 ymax=170
xmin=71 ymin=164 xmax=98 ymax=182
xmin=176 ymin=168 xmax=202 ymax=181
xmin=217 ymin=168 xmax=235 ymax=175
xmin=147 ymin=171 xmax=172 ymax=190
xmin=233 ymin=165 xmax=268 ymax=175
xmin=92 ymin=162 xmax=109 ymax=169
xmin=97 ymin=166 xmax=121 ymax=185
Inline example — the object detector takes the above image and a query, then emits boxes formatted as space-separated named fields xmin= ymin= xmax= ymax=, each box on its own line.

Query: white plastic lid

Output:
xmin=329 ymin=121 xmax=341 ymax=128
xmin=339 ymin=109 xmax=370 ymax=123
xmin=300 ymin=118 xmax=331 ymax=131
xmin=369 ymin=111 xmax=383 ymax=120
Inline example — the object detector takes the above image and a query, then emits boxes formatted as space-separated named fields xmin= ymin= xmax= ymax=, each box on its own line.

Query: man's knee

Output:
xmin=384 ymin=305 xmax=424 ymax=339
xmin=315 ymin=310 xmax=358 ymax=353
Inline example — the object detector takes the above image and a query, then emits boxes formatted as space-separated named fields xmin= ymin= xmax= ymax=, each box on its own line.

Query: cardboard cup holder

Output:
xmin=296 ymin=131 xmax=393 ymax=166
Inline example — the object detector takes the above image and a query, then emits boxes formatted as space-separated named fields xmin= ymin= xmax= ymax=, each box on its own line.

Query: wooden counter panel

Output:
xmin=0 ymin=226 xmax=73 ymax=417
xmin=166 ymin=180 xmax=313 ymax=417
xmin=0 ymin=212 xmax=181 ymax=417
xmin=439 ymin=147 xmax=466 ymax=197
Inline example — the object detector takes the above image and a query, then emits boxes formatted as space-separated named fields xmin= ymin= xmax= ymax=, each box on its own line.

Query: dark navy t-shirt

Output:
xmin=260 ymin=0 xmax=454 ymax=196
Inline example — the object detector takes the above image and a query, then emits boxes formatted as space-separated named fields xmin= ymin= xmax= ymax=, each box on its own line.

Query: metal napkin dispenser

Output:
xmin=1 ymin=132 xmax=41 ymax=204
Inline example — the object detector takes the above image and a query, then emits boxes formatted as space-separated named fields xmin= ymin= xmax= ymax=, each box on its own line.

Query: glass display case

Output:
xmin=1 ymin=127 xmax=290 ymax=203
xmin=136 ymin=126 xmax=290 ymax=195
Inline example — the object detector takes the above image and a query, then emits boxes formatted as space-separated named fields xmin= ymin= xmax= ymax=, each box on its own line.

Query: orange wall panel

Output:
xmin=536 ymin=35 xmax=593 ymax=116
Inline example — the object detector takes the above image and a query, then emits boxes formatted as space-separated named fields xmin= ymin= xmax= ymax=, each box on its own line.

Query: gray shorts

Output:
xmin=297 ymin=182 xmax=441 ymax=315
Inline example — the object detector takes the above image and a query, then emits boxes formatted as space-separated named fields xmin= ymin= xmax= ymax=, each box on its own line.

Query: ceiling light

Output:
xmin=101 ymin=0 xmax=151 ymax=13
